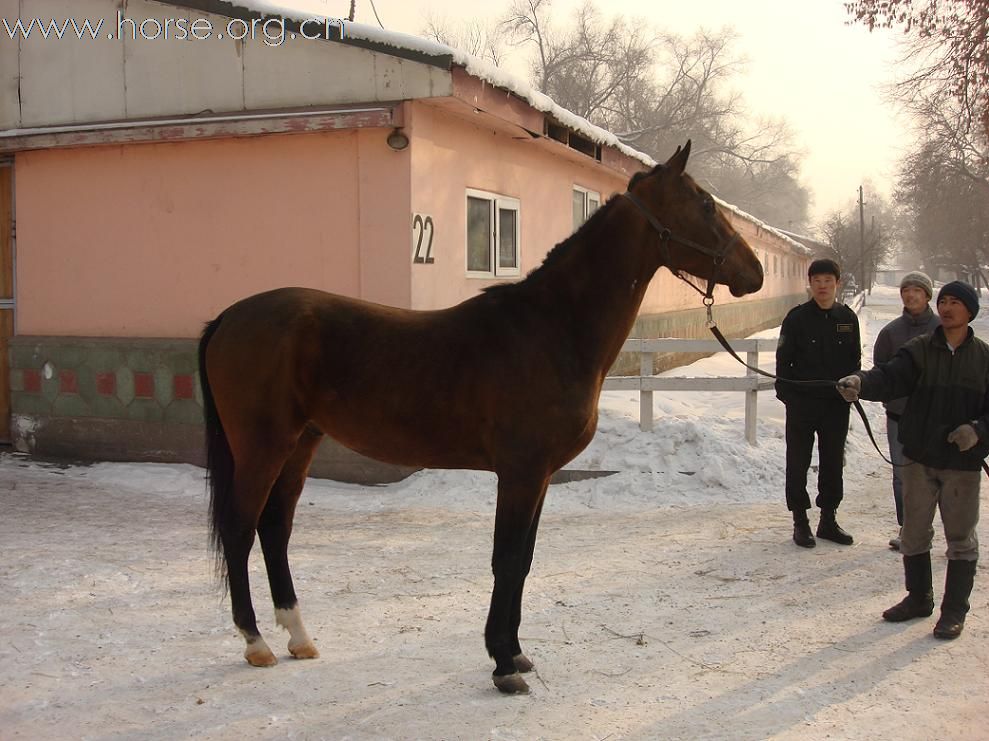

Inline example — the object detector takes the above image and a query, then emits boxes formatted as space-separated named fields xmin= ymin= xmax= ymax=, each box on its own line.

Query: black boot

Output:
xmin=817 ymin=509 xmax=853 ymax=545
xmin=883 ymin=552 xmax=935 ymax=622
xmin=934 ymin=559 xmax=977 ymax=640
xmin=792 ymin=511 xmax=816 ymax=548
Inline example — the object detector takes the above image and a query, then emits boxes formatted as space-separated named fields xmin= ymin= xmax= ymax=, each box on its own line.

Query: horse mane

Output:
xmin=627 ymin=164 xmax=661 ymax=191
xmin=480 ymin=200 xmax=611 ymax=297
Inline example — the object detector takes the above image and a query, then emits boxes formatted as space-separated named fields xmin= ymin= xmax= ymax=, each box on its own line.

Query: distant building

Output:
xmin=874 ymin=268 xmax=912 ymax=288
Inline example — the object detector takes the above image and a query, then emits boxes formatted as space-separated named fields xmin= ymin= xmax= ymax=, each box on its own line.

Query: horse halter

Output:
xmin=622 ymin=189 xmax=743 ymax=322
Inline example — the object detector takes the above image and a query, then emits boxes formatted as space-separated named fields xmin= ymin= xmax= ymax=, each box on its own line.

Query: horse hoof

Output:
xmin=244 ymin=644 xmax=278 ymax=667
xmin=513 ymin=653 xmax=534 ymax=673
xmin=289 ymin=641 xmax=320 ymax=660
xmin=493 ymin=672 xmax=530 ymax=694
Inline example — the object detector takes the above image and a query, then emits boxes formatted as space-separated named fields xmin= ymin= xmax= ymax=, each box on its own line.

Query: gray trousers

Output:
xmin=900 ymin=460 xmax=980 ymax=561
xmin=886 ymin=417 xmax=905 ymax=526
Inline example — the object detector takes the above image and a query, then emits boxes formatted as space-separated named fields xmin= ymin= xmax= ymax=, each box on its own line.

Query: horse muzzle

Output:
xmin=728 ymin=255 xmax=764 ymax=297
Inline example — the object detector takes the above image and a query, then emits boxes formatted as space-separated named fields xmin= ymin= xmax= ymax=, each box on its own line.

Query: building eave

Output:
xmin=0 ymin=104 xmax=403 ymax=153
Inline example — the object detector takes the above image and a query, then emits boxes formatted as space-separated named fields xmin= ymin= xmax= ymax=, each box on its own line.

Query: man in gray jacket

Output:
xmin=873 ymin=271 xmax=940 ymax=550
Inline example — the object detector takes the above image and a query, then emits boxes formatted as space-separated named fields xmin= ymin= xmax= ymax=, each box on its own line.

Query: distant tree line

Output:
xmin=845 ymin=0 xmax=989 ymax=286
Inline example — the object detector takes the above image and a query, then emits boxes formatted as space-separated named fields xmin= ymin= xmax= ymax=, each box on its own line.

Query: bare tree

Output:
xmin=502 ymin=0 xmax=810 ymax=228
xmin=819 ymin=185 xmax=897 ymax=288
xmin=847 ymin=1 xmax=989 ymax=279
xmin=502 ymin=0 xmax=656 ymax=121
xmin=502 ymin=0 xmax=559 ymax=92
xmin=422 ymin=15 xmax=508 ymax=65
xmin=821 ymin=212 xmax=856 ymax=269
xmin=713 ymin=151 xmax=812 ymax=232
xmin=897 ymin=138 xmax=989 ymax=281
xmin=846 ymin=0 xmax=989 ymax=134
xmin=899 ymin=86 xmax=989 ymax=196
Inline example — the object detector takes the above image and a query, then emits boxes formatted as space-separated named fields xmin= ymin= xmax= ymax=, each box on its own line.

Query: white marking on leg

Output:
xmin=275 ymin=605 xmax=307 ymax=641
xmin=276 ymin=606 xmax=319 ymax=659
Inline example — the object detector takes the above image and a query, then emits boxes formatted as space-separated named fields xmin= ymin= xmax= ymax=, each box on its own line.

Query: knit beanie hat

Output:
xmin=937 ymin=280 xmax=979 ymax=320
xmin=899 ymin=271 xmax=934 ymax=299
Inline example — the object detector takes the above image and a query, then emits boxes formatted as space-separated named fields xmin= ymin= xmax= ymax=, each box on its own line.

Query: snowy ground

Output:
xmin=1 ymin=285 xmax=987 ymax=739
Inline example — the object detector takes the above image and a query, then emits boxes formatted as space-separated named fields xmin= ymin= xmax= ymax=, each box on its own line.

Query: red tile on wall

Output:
xmin=23 ymin=369 xmax=41 ymax=393
xmin=96 ymin=372 xmax=116 ymax=396
xmin=134 ymin=372 xmax=155 ymax=399
xmin=59 ymin=369 xmax=78 ymax=394
xmin=173 ymin=374 xmax=194 ymax=400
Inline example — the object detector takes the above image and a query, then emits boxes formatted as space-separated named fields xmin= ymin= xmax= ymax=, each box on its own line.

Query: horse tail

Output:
xmin=199 ymin=314 xmax=233 ymax=582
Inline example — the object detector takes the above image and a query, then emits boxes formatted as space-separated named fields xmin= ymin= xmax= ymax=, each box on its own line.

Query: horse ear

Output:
xmin=666 ymin=140 xmax=691 ymax=174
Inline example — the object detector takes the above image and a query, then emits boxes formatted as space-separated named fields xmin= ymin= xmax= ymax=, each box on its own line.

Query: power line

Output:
xmin=367 ymin=0 xmax=385 ymax=29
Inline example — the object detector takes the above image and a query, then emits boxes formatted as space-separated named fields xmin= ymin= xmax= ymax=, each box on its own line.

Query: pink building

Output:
xmin=0 ymin=0 xmax=810 ymax=480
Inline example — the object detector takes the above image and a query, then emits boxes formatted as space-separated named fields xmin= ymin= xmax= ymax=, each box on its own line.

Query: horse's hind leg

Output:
xmin=485 ymin=472 xmax=550 ymax=694
xmin=258 ymin=425 xmax=324 ymax=660
xmin=222 ymin=441 xmax=294 ymax=667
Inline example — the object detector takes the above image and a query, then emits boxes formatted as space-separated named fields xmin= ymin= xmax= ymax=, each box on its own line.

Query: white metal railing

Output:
xmin=603 ymin=337 xmax=779 ymax=444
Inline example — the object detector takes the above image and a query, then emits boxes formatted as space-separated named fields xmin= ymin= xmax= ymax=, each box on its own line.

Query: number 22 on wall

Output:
xmin=412 ymin=214 xmax=434 ymax=264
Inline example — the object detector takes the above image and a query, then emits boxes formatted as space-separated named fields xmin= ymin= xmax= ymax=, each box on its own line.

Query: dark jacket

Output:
xmin=776 ymin=300 xmax=861 ymax=402
xmin=858 ymin=326 xmax=989 ymax=471
xmin=873 ymin=306 xmax=940 ymax=418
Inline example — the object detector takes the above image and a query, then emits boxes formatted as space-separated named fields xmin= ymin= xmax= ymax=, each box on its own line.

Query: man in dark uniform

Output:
xmin=776 ymin=259 xmax=861 ymax=548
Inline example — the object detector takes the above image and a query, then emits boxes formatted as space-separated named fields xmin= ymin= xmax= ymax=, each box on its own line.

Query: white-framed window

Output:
xmin=466 ymin=189 xmax=520 ymax=278
xmin=572 ymin=185 xmax=600 ymax=231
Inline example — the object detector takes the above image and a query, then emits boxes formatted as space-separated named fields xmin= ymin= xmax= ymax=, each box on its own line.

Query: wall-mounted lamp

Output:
xmin=386 ymin=128 xmax=409 ymax=151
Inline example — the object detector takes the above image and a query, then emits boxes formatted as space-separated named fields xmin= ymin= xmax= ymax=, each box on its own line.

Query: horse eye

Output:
xmin=703 ymin=197 xmax=716 ymax=215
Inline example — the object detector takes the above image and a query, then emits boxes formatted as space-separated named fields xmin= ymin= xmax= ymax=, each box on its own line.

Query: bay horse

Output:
xmin=198 ymin=141 xmax=763 ymax=694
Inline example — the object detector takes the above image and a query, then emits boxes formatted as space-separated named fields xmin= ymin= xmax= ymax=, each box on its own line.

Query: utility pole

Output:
xmin=858 ymin=185 xmax=866 ymax=302
xmin=870 ymin=215 xmax=878 ymax=295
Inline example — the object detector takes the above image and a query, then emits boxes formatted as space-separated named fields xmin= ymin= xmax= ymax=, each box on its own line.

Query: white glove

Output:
xmin=837 ymin=374 xmax=861 ymax=402
xmin=948 ymin=423 xmax=979 ymax=452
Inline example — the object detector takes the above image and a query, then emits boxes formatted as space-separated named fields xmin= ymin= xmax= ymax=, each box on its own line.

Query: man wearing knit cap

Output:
xmin=899 ymin=271 xmax=934 ymax=300
xmin=873 ymin=271 xmax=939 ymax=550
xmin=838 ymin=280 xmax=987 ymax=640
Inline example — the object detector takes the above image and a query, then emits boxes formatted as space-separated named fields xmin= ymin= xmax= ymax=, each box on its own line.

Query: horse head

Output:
xmin=625 ymin=141 xmax=764 ymax=298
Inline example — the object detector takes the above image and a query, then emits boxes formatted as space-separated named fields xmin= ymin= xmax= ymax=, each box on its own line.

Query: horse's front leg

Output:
xmin=509 ymin=495 xmax=546 ymax=675
xmin=485 ymin=472 xmax=550 ymax=694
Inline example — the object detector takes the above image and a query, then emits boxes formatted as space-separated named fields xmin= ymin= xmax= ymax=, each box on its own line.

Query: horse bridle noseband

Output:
xmin=622 ymin=189 xmax=742 ymax=316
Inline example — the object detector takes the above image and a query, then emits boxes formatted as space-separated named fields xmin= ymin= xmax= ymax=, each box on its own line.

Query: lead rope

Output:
xmin=697 ymin=296 xmax=896 ymax=464
xmin=704 ymin=309 xmax=897 ymax=465
xmin=704 ymin=307 xmax=989 ymax=477
xmin=707 ymin=317 xmax=893 ymax=462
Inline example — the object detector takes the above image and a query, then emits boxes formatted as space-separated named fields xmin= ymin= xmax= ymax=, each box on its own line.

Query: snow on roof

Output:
xmin=221 ymin=1 xmax=806 ymax=255
xmin=720 ymin=205 xmax=812 ymax=256
xmin=767 ymin=228 xmax=818 ymax=256
xmin=225 ymin=0 xmax=656 ymax=167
